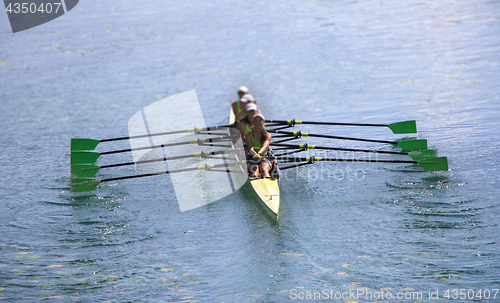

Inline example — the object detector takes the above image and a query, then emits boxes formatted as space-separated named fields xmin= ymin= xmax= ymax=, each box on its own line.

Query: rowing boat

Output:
xmin=229 ymin=107 xmax=280 ymax=220
xmin=70 ymin=99 xmax=448 ymax=219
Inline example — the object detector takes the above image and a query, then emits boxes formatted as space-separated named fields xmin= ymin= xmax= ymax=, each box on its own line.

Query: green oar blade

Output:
xmin=70 ymin=151 xmax=101 ymax=165
xmin=408 ymin=149 xmax=436 ymax=161
xmin=71 ymin=164 xmax=100 ymax=178
xmin=388 ymin=120 xmax=417 ymax=134
xmin=410 ymin=155 xmax=433 ymax=161
xmin=70 ymin=177 xmax=101 ymax=192
xmin=418 ymin=157 xmax=448 ymax=172
xmin=397 ymin=139 xmax=427 ymax=151
xmin=71 ymin=138 xmax=100 ymax=151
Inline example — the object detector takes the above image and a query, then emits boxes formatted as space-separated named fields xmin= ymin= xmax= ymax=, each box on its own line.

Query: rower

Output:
xmin=237 ymin=104 xmax=258 ymax=154
xmin=234 ymin=94 xmax=255 ymax=122
xmin=231 ymin=86 xmax=249 ymax=122
xmin=237 ymin=103 xmax=257 ymax=140
xmin=244 ymin=113 xmax=272 ymax=178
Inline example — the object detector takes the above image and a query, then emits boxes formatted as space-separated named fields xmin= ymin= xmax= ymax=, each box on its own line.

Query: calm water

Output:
xmin=1 ymin=0 xmax=499 ymax=302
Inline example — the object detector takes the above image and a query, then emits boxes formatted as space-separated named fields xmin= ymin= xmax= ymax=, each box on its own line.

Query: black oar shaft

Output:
xmin=267 ymin=119 xmax=387 ymax=127
xmin=267 ymin=130 xmax=396 ymax=144
xmin=100 ymin=130 xmax=186 ymax=143
xmin=271 ymin=143 xmax=409 ymax=156
xmin=100 ymin=149 xmax=237 ymax=169
xmin=101 ymin=135 xmax=235 ymax=155
xmin=277 ymin=156 xmax=417 ymax=164
xmin=101 ymin=161 xmax=244 ymax=182
xmin=310 ymin=134 xmax=395 ymax=144
xmin=99 ymin=125 xmax=235 ymax=143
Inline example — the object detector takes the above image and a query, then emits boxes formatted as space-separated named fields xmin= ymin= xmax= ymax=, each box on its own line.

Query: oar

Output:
xmin=71 ymin=149 xmax=241 ymax=178
xmin=270 ymin=143 xmax=436 ymax=160
xmin=70 ymin=135 xmax=237 ymax=165
xmin=276 ymin=156 xmax=448 ymax=172
xmin=266 ymin=119 xmax=416 ymax=134
xmin=71 ymin=161 xmax=245 ymax=193
xmin=267 ymin=130 xmax=427 ymax=151
xmin=71 ymin=125 xmax=235 ymax=151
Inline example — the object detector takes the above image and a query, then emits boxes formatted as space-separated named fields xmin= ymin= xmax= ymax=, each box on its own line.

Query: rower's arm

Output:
xmin=244 ymin=133 xmax=257 ymax=155
xmin=231 ymin=101 xmax=238 ymax=116
xmin=258 ymin=133 xmax=272 ymax=155
xmin=237 ymin=120 xmax=248 ymax=138
xmin=233 ymin=101 xmax=248 ymax=116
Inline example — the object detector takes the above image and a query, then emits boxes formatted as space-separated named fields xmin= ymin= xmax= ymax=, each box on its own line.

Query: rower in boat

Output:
xmin=233 ymin=94 xmax=255 ymax=122
xmin=244 ymin=113 xmax=272 ymax=178
xmin=237 ymin=103 xmax=258 ymax=140
xmin=231 ymin=86 xmax=249 ymax=122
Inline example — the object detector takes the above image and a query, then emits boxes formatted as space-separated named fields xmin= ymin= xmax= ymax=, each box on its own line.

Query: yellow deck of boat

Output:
xmin=229 ymin=104 xmax=280 ymax=219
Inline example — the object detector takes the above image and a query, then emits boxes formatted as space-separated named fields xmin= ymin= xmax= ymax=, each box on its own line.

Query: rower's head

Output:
xmin=240 ymin=94 xmax=254 ymax=104
xmin=245 ymin=103 xmax=257 ymax=121
xmin=253 ymin=113 xmax=265 ymax=129
xmin=238 ymin=86 xmax=249 ymax=99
